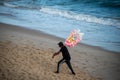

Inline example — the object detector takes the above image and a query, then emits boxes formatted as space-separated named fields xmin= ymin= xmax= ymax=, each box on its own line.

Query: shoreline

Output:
xmin=0 ymin=22 xmax=119 ymax=54
xmin=0 ymin=23 xmax=120 ymax=80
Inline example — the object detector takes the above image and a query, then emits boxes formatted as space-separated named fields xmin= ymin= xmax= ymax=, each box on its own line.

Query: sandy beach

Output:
xmin=0 ymin=23 xmax=120 ymax=80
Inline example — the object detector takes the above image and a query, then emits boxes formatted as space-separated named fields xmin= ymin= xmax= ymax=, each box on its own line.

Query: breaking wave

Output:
xmin=40 ymin=7 xmax=120 ymax=28
xmin=3 ymin=2 xmax=120 ymax=28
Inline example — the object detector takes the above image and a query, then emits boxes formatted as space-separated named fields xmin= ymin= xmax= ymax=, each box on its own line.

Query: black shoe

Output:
xmin=72 ymin=72 xmax=76 ymax=75
xmin=54 ymin=71 xmax=59 ymax=74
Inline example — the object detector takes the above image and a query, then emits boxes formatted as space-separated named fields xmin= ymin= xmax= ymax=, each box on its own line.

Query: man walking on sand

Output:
xmin=52 ymin=42 xmax=76 ymax=75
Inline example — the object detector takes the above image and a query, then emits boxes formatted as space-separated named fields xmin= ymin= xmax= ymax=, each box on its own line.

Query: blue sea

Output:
xmin=0 ymin=0 xmax=120 ymax=52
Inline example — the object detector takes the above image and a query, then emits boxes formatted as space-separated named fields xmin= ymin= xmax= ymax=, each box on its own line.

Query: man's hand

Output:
xmin=52 ymin=51 xmax=60 ymax=59
xmin=52 ymin=55 xmax=54 ymax=58
xmin=52 ymin=53 xmax=56 ymax=59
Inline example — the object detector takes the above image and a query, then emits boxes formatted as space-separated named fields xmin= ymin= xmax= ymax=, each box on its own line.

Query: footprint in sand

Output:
xmin=10 ymin=35 xmax=14 ymax=37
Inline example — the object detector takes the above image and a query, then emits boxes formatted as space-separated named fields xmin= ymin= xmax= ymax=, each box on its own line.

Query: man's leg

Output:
xmin=65 ymin=60 xmax=76 ymax=75
xmin=56 ymin=59 xmax=65 ymax=73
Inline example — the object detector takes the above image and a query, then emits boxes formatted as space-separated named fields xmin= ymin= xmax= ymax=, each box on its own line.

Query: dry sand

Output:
xmin=0 ymin=23 xmax=120 ymax=80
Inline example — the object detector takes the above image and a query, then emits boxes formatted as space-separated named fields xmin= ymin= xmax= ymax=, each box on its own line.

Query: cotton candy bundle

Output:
xmin=65 ymin=29 xmax=84 ymax=47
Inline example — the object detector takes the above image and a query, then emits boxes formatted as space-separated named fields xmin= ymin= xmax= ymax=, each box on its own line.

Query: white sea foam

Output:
xmin=40 ymin=7 xmax=120 ymax=28
xmin=3 ymin=2 xmax=120 ymax=28
xmin=4 ymin=2 xmax=18 ymax=8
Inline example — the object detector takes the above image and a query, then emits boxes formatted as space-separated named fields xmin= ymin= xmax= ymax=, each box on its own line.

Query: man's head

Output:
xmin=58 ymin=42 xmax=64 ymax=47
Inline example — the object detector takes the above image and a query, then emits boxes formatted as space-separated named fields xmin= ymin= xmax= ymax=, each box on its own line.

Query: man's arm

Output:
xmin=52 ymin=51 xmax=61 ymax=58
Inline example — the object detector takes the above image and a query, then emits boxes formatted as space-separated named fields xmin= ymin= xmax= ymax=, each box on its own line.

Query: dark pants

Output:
xmin=57 ymin=58 xmax=75 ymax=73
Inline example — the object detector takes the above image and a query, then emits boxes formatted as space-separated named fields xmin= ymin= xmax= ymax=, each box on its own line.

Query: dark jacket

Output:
xmin=60 ymin=46 xmax=71 ymax=60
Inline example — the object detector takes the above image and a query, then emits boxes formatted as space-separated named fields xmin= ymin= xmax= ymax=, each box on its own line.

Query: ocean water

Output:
xmin=0 ymin=0 xmax=120 ymax=52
